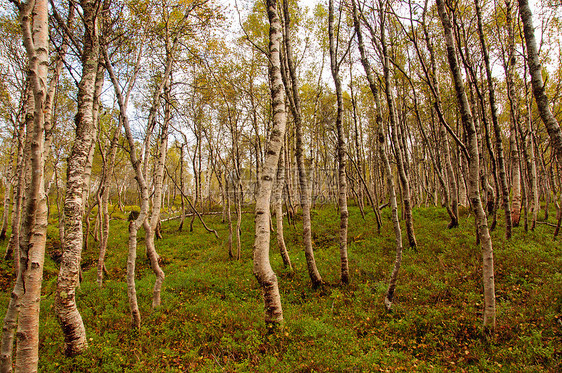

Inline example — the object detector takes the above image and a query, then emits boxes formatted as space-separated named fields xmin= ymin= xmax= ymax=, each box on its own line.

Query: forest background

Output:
xmin=0 ymin=0 xmax=561 ymax=371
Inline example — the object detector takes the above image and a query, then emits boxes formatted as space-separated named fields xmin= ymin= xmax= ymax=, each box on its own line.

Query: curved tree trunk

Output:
xmin=105 ymin=48 xmax=147 ymax=329
xmin=55 ymin=0 xmax=100 ymax=356
xmin=142 ymin=66 xmax=172 ymax=308
xmin=253 ymin=0 xmax=285 ymax=325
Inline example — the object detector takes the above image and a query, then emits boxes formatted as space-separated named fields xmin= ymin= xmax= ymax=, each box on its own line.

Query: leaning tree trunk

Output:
xmin=253 ymin=0 xmax=286 ymax=325
xmin=55 ymin=0 xmax=99 ymax=356
xmin=97 ymin=25 xmax=141 ymax=287
xmin=143 ymin=66 xmax=172 ymax=309
xmin=437 ymin=0 xmax=496 ymax=331
xmin=329 ymin=0 xmax=350 ymax=284
xmin=518 ymin=0 xmax=562 ymax=162
xmin=105 ymin=48 xmax=146 ymax=329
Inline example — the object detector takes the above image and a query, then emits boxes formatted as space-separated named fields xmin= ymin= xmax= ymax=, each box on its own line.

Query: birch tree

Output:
xmin=280 ymin=0 xmax=322 ymax=286
xmin=329 ymin=0 xmax=350 ymax=284
xmin=352 ymin=0 xmax=403 ymax=310
xmin=55 ymin=0 xmax=101 ymax=356
xmin=379 ymin=0 xmax=417 ymax=249
xmin=253 ymin=0 xmax=285 ymax=325
xmin=518 ymin=0 xmax=562 ymax=179
xmin=474 ymin=0 xmax=512 ymax=239
xmin=1 ymin=0 xmax=50 ymax=369
xmin=436 ymin=0 xmax=496 ymax=331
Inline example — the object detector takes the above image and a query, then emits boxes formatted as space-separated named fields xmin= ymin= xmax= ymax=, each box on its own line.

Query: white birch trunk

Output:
xmin=253 ymin=0 xmax=285 ymax=324
xmin=55 ymin=0 xmax=99 ymax=355
xmin=281 ymin=0 xmax=321 ymax=285
xmin=518 ymin=0 xmax=562 ymax=163
xmin=12 ymin=0 xmax=50 ymax=369
xmin=329 ymin=0 xmax=349 ymax=284
xmin=437 ymin=0 xmax=496 ymax=331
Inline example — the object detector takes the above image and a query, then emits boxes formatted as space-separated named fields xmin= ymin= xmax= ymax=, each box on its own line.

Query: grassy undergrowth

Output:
xmin=0 ymin=204 xmax=561 ymax=372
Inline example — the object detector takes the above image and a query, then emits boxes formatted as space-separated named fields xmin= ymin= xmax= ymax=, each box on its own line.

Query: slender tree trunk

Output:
xmin=105 ymin=48 xmax=148 ymax=329
xmin=97 ymin=124 xmax=120 ymax=287
xmin=143 ymin=63 xmax=173 ymax=308
xmin=475 ymin=0 xmax=511 ymax=238
xmin=351 ymin=0 xmax=403 ymax=309
xmin=329 ymin=0 xmax=349 ymax=284
xmin=4 ymin=117 xmax=25 ymax=264
xmin=178 ymin=144 xmax=186 ymax=231
xmin=380 ymin=125 xmax=403 ymax=311
xmin=0 ymin=112 xmax=29 ymax=373
xmin=503 ymin=0 xmax=522 ymax=227
xmin=437 ymin=0 xmax=496 ymax=331
xmin=236 ymin=179 xmax=242 ymax=260
xmin=275 ymin=146 xmax=292 ymax=270
xmin=0 ymin=80 xmax=32 ymax=373
xmin=226 ymin=178 xmax=233 ymax=259
xmin=281 ymin=0 xmax=321 ymax=286
xmin=521 ymin=108 xmax=539 ymax=230
xmin=0 ymin=162 xmax=14 ymax=241
xmin=379 ymin=5 xmax=417 ymax=249
xmin=420 ymin=18 xmax=460 ymax=228
xmin=518 ymin=0 xmax=562 ymax=162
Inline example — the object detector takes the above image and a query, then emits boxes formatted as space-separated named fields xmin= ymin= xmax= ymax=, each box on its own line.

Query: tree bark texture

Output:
xmin=104 ymin=48 xmax=145 ymax=329
xmin=253 ymin=0 xmax=285 ymax=324
xmin=475 ymin=0 xmax=512 ymax=239
xmin=437 ymin=0 xmax=496 ymax=331
xmin=329 ymin=0 xmax=349 ymax=284
xmin=351 ymin=0 xmax=403 ymax=309
xmin=518 ymin=0 xmax=562 ymax=162
xmin=281 ymin=0 xmax=321 ymax=286
xmin=380 ymin=7 xmax=417 ymax=249
xmin=55 ymin=0 xmax=100 ymax=356
xmin=500 ymin=0 xmax=521 ymax=227
xmin=9 ymin=0 xmax=50 ymax=370
xmin=143 ymin=67 xmax=172 ymax=309
xmin=275 ymin=147 xmax=292 ymax=270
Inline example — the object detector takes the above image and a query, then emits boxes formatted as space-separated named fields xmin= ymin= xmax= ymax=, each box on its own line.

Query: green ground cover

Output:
xmin=0 ymin=205 xmax=560 ymax=372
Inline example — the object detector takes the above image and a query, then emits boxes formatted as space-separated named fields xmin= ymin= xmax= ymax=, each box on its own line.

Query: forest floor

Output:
xmin=0 ymin=204 xmax=561 ymax=372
